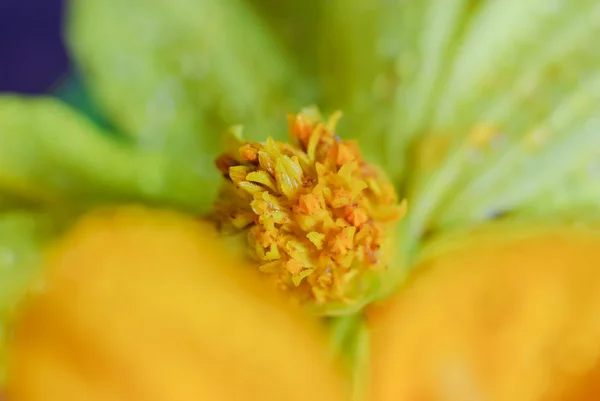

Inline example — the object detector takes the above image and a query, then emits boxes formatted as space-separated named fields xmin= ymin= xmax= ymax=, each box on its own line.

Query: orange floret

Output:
xmin=346 ymin=206 xmax=369 ymax=227
xmin=290 ymin=113 xmax=313 ymax=143
xmin=239 ymin=144 xmax=259 ymax=162
xmin=299 ymin=194 xmax=321 ymax=214
xmin=286 ymin=259 xmax=303 ymax=275
xmin=336 ymin=143 xmax=356 ymax=166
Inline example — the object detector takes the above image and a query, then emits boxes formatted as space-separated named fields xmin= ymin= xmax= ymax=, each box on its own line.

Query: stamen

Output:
xmin=211 ymin=108 xmax=407 ymax=313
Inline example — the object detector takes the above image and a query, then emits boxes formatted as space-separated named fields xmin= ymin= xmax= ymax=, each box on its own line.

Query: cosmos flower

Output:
xmin=2 ymin=0 xmax=600 ymax=400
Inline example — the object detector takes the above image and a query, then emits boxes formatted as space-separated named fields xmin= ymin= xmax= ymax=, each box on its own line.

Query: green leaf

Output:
xmin=516 ymin=158 xmax=600 ymax=222
xmin=245 ymin=0 xmax=432 ymax=161
xmin=68 ymin=0 xmax=305 ymax=154
xmin=312 ymin=0 xmax=486 ymax=168
xmin=384 ymin=0 xmax=485 ymax=178
xmin=313 ymin=0 xmax=416 ymax=162
xmin=245 ymin=0 xmax=322 ymax=85
xmin=0 ymin=212 xmax=60 ymax=383
xmin=400 ymin=0 xmax=600 ymax=237
xmin=52 ymin=74 xmax=116 ymax=133
xmin=0 ymin=95 xmax=218 ymax=212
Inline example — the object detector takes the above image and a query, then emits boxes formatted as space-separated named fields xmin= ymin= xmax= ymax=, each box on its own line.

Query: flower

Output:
xmin=212 ymin=110 xmax=406 ymax=313
xmin=2 ymin=0 xmax=600 ymax=400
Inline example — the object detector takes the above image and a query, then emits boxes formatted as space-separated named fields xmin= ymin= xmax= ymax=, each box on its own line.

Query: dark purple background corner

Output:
xmin=0 ymin=0 xmax=69 ymax=94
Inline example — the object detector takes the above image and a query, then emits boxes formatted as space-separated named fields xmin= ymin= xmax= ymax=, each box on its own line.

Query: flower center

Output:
xmin=211 ymin=108 xmax=406 ymax=314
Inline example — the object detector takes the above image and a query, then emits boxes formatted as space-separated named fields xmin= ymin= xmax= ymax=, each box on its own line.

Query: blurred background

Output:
xmin=0 ymin=0 xmax=69 ymax=94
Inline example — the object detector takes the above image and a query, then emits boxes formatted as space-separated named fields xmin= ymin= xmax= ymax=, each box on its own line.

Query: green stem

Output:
xmin=326 ymin=314 xmax=371 ymax=401
xmin=350 ymin=320 xmax=370 ymax=401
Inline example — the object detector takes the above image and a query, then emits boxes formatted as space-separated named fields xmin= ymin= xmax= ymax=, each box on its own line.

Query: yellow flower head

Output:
xmin=212 ymin=109 xmax=406 ymax=314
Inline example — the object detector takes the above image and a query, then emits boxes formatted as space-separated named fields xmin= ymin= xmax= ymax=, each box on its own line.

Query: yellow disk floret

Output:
xmin=212 ymin=109 xmax=406 ymax=314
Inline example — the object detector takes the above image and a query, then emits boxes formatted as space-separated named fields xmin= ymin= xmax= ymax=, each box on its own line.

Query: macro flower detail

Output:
xmin=212 ymin=109 xmax=406 ymax=313
xmin=3 ymin=1 xmax=600 ymax=400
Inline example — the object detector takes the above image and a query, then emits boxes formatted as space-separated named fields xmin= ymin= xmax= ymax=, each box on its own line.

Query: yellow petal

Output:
xmin=370 ymin=224 xmax=600 ymax=401
xmin=6 ymin=207 xmax=346 ymax=401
